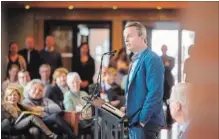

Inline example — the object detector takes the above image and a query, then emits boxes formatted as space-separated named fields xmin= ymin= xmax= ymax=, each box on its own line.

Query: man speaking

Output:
xmin=122 ymin=22 xmax=166 ymax=139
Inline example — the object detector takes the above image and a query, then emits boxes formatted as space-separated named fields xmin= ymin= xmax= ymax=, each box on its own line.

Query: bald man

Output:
xmin=19 ymin=36 xmax=42 ymax=79
xmin=40 ymin=35 xmax=62 ymax=74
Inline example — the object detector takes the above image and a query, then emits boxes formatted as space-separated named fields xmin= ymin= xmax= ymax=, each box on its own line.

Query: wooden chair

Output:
xmin=63 ymin=111 xmax=80 ymax=136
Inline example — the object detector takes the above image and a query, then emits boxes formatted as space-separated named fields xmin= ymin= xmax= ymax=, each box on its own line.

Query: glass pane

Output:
xmin=89 ymin=28 xmax=110 ymax=82
xmin=151 ymin=30 xmax=179 ymax=84
xmin=181 ymin=30 xmax=195 ymax=81
xmin=51 ymin=26 xmax=73 ymax=71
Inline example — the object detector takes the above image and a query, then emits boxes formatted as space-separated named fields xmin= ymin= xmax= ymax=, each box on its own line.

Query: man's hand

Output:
xmin=120 ymin=106 xmax=126 ymax=113
xmin=31 ymin=106 xmax=44 ymax=112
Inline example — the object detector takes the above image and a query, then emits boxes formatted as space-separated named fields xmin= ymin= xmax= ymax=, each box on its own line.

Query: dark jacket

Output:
xmin=105 ymin=83 xmax=125 ymax=108
xmin=40 ymin=49 xmax=62 ymax=74
xmin=19 ymin=48 xmax=42 ymax=79
xmin=72 ymin=56 xmax=95 ymax=92
xmin=161 ymin=55 xmax=175 ymax=100
xmin=44 ymin=85 xmax=65 ymax=110
xmin=105 ymin=83 xmax=123 ymax=101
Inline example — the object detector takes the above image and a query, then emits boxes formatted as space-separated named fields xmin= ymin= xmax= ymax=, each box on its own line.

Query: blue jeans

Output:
xmin=129 ymin=123 xmax=161 ymax=139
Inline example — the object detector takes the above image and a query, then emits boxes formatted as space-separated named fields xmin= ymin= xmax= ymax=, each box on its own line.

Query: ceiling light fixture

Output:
xmin=157 ymin=6 xmax=162 ymax=10
xmin=25 ymin=5 xmax=30 ymax=10
xmin=112 ymin=6 xmax=118 ymax=10
xmin=68 ymin=5 xmax=74 ymax=10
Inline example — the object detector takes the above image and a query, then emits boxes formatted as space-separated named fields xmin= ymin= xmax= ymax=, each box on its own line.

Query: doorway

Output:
xmin=44 ymin=20 xmax=112 ymax=74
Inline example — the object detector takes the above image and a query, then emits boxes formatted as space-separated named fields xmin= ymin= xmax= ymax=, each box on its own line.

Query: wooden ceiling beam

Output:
xmin=4 ymin=1 xmax=188 ymax=9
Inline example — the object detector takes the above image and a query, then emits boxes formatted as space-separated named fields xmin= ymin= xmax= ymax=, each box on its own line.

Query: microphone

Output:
xmin=103 ymin=50 xmax=117 ymax=56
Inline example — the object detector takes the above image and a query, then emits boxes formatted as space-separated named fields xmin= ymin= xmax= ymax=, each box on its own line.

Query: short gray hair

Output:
xmin=66 ymin=72 xmax=81 ymax=86
xmin=125 ymin=21 xmax=147 ymax=43
xmin=39 ymin=64 xmax=51 ymax=72
xmin=170 ymin=83 xmax=191 ymax=105
xmin=24 ymin=79 xmax=44 ymax=98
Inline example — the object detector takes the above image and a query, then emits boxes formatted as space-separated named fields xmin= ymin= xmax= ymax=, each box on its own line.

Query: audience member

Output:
xmin=109 ymin=48 xmax=130 ymax=85
xmin=19 ymin=36 xmax=42 ymax=79
xmin=64 ymin=72 xmax=94 ymax=137
xmin=6 ymin=42 xmax=26 ymax=75
xmin=72 ymin=43 xmax=95 ymax=93
xmin=1 ymin=86 xmax=58 ymax=139
xmin=168 ymin=83 xmax=191 ymax=139
xmin=183 ymin=45 xmax=194 ymax=82
xmin=161 ymin=44 xmax=175 ymax=127
xmin=2 ymin=64 xmax=20 ymax=92
xmin=40 ymin=35 xmax=62 ymax=74
xmin=88 ymin=66 xmax=108 ymax=97
xmin=39 ymin=64 xmax=52 ymax=96
xmin=45 ymin=67 xmax=69 ymax=109
xmin=101 ymin=67 xmax=125 ymax=108
xmin=23 ymin=79 xmax=77 ymax=138
xmin=17 ymin=70 xmax=31 ymax=97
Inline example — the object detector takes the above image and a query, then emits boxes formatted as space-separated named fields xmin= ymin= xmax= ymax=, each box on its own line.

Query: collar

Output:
xmin=41 ymin=80 xmax=50 ymax=85
xmin=179 ymin=120 xmax=190 ymax=133
xmin=131 ymin=47 xmax=147 ymax=62
xmin=104 ymin=82 xmax=112 ymax=91
xmin=70 ymin=91 xmax=81 ymax=98
xmin=45 ymin=47 xmax=55 ymax=52
xmin=57 ymin=85 xmax=69 ymax=93
xmin=27 ymin=48 xmax=34 ymax=52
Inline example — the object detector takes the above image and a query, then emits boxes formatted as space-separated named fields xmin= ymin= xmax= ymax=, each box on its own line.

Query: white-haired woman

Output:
xmin=64 ymin=72 xmax=94 ymax=137
xmin=1 ymin=86 xmax=58 ymax=139
xmin=22 ymin=79 xmax=77 ymax=138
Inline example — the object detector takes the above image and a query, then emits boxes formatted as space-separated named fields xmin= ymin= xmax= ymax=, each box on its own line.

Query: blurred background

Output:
xmin=1 ymin=1 xmax=218 ymax=139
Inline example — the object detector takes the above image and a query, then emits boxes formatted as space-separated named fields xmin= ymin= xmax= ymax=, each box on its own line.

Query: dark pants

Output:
xmin=78 ymin=119 xmax=94 ymax=138
xmin=2 ymin=115 xmax=55 ymax=139
xmin=163 ymin=81 xmax=173 ymax=127
xmin=129 ymin=123 xmax=161 ymax=139
xmin=43 ymin=113 xmax=76 ymax=139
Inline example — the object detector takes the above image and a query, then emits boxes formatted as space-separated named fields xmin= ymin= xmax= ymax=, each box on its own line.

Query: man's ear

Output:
xmin=176 ymin=102 xmax=182 ymax=111
xmin=140 ymin=35 xmax=146 ymax=44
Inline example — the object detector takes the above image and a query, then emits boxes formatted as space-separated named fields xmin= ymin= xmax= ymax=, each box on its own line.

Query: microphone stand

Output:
xmin=81 ymin=52 xmax=108 ymax=111
xmin=89 ymin=51 xmax=116 ymax=100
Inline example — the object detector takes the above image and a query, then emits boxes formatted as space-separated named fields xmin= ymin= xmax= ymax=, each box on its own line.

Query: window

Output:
xmin=152 ymin=30 xmax=179 ymax=84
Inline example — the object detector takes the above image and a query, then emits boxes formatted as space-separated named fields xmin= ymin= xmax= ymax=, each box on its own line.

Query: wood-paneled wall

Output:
xmin=7 ymin=9 xmax=180 ymax=51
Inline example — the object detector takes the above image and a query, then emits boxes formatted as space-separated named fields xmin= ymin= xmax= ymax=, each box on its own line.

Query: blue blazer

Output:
xmin=125 ymin=48 xmax=166 ymax=127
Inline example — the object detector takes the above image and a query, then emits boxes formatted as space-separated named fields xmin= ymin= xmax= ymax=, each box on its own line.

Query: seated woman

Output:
xmin=64 ymin=72 xmax=94 ymax=137
xmin=45 ymin=67 xmax=69 ymax=110
xmin=1 ymin=86 xmax=58 ymax=139
xmin=23 ymin=79 xmax=77 ymax=139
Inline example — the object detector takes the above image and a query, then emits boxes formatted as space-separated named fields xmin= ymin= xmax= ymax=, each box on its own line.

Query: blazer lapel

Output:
xmin=125 ymin=64 xmax=131 ymax=94
xmin=128 ymin=57 xmax=143 ymax=90
xmin=128 ymin=48 xmax=149 ymax=91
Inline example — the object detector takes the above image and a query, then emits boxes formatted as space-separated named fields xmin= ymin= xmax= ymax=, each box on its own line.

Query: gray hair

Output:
xmin=170 ymin=82 xmax=191 ymax=105
xmin=66 ymin=72 xmax=81 ymax=87
xmin=125 ymin=21 xmax=147 ymax=43
xmin=24 ymin=79 xmax=44 ymax=98
xmin=39 ymin=64 xmax=51 ymax=72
